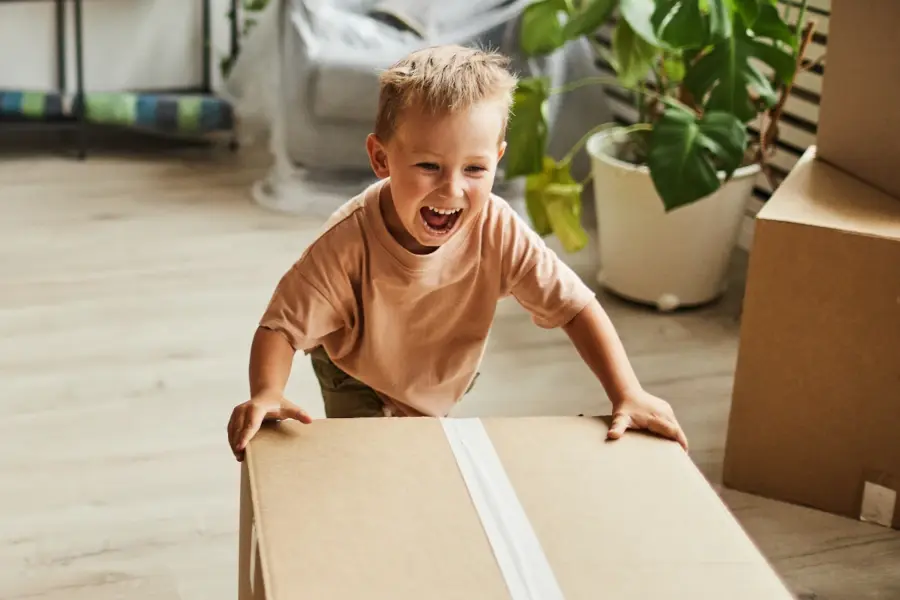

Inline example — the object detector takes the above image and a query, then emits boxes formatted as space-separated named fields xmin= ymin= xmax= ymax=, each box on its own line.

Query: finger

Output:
xmin=607 ymin=412 xmax=631 ymax=440
xmin=229 ymin=407 xmax=248 ymax=454
xmin=673 ymin=420 xmax=689 ymax=452
xmin=233 ymin=410 xmax=251 ymax=459
xmin=227 ymin=408 xmax=243 ymax=455
xmin=281 ymin=402 xmax=313 ymax=424
xmin=647 ymin=415 xmax=682 ymax=445
xmin=237 ymin=406 xmax=266 ymax=452
xmin=227 ymin=412 xmax=236 ymax=451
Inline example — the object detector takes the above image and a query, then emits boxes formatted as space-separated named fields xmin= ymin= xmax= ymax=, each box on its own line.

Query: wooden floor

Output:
xmin=1 ymin=147 xmax=898 ymax=600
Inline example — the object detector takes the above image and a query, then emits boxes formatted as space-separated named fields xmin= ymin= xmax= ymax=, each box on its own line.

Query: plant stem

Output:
xmin=549 ymin=76 xmax=694 ymax=115
xmin=793 ymin=0 xmax=809 ymax=52
xmin=560 ymin=122 xmax=652 ymax=168
xmin=619 ymin=123 xmax=653 ymax=135
xmin=561 ymin=122 xmax=618 ymax=166
xmin=760 ymin=20 xmax=815 ymax=158
xmin=635 ymin=82 xmax=644 ymax=122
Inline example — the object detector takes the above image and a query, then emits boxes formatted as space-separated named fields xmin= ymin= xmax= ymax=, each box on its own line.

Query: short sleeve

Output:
xmin=500 ymin=203 xmax=596 ymax=329
xmin=258 ymin=259 xmax=345 ymax=352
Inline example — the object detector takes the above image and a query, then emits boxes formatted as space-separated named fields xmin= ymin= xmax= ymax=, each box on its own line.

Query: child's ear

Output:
xmin=497 ymin=140 xmax=507 ymax=161
xmin=366 ymin=134 xmax=390 ymax=178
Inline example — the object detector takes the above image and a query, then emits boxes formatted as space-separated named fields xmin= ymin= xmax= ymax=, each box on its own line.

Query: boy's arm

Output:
xmin=562 ymin=299 xmax=689 ymax=451
xmin=495 ymin=201 xmax=687 ymax=450
xmin=228 ymin=327 xmax=313 ymax=462
xmin=249 ymin=326 xmax=295 ymax=397
xmin=228 ymin=255 xmax=346 ymax=461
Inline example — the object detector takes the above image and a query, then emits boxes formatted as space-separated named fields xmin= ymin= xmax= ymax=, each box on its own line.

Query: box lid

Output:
xmin=244 ymin=416 xmax=793 ymax=599
xmin=758 ymin=148 xmax=900 ymax=241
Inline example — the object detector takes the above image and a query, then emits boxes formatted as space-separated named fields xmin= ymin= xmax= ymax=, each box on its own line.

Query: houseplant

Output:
xmin=505 ymin=0 xmax=814 ymax=310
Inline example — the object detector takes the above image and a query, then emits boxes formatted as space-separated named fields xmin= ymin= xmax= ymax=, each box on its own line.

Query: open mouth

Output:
xmin=420 ymin=206 xmax=463 ymax=236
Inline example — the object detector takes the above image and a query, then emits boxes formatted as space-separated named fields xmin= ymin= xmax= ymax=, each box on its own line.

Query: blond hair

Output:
xmin=374 ymin=44 xmax=518 ymax=141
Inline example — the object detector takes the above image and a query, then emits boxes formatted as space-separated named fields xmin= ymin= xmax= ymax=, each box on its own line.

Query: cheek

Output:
xmin=390 ymin=176 xmax=428 ymax=220
xmin=466 ymin=176 xmax=494 ymax=202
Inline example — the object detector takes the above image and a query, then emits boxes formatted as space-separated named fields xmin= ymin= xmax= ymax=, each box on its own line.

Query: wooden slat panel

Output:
xmin=749 ymin=120 xmax=816 ymax=155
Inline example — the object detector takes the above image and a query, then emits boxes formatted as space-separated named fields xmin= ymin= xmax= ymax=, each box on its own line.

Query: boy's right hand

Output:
xmin=227 ymin=389 xmax=313 ymax=461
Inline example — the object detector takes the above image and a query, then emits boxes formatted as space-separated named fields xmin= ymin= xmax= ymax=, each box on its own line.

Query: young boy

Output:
xmin=226 ymin=45 xmax=688 ymax=461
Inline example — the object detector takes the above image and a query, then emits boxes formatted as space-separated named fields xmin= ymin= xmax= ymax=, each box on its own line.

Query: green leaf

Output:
xmin=525 ymin=157 xmax=556 ymax=236
xmin=663 ymin=53 xmax=686 ymax=83
xmin=750 ymin=2 xmax=796 ymax=49
xmin=524 ymin=157 xmax=588 ymax=252
xmin=733 ymin=0 xmax=760 ymax=26
xmin=682 ymin=12 xmax=795 ymax=121
xmin=612 ymin=18 xmax=657 ymax=87
xmin=652 ymin=0 xmax=706 ymax=49
xmin=520 ymin=0 xmax=569 ymax=56
xmin=647 ymin=108 xmax=749 ymax=211
xmin=622 ymin=0 xmax=733 ymax=50
xmin=545 ymin=184 xmax=589 ymax=253
xmin=505 ymin=77 xmax=551 ymax=178
xmin=562 ymin=0 xmax=617 ymax=38
xmin=619 ymin=0 xmax=665 ymax=47
xmin=704 ymin=0 xmax=733 ymax=43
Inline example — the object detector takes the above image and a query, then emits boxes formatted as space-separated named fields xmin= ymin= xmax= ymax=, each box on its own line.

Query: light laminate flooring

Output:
xmin=1 ymin=147 xmax=898 ymax=600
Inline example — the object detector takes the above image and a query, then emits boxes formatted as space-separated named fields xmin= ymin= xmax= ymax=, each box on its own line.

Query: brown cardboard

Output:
xmin=816 ymin=0 xmax=900 ymax=199
xmin=723 ymin=147 xmax=900 ymax=530
xmin=238 ymin=415 xmax=794 ymax=599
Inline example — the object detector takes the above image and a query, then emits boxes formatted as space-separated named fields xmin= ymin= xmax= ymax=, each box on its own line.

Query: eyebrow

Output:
xmin=409 ymin=150 xmax=492 ymax=161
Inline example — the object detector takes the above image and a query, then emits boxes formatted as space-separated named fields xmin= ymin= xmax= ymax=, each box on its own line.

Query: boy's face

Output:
xmin=366 ymin=98 xmax=507 ymax=253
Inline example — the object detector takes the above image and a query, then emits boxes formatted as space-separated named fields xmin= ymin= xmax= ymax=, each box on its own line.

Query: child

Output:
xmin=226 ymin=45 xmax=688 ymax=461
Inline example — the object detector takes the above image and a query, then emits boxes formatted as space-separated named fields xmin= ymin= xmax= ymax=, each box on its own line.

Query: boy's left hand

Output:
xmin=606 ymin=389 xmax=689 ymax=452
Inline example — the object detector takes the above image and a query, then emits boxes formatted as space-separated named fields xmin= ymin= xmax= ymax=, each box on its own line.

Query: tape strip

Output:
xmin=860 ymin=481 xmax=897 ymax=528
xmin=441 ymin=418 xmax=565 ymax=600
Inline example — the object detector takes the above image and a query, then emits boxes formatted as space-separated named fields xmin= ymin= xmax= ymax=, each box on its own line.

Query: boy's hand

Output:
xmin=227 ymin=390 xmax=312 ymax=461
xmin=607 ymin=389 xmax=689 ymax=452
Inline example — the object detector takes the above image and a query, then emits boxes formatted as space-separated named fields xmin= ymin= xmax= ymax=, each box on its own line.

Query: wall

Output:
xmin=0 ymin=0 xmax=235 ymax=93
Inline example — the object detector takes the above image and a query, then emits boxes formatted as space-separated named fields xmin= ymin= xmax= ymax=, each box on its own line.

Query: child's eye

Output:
xmin=416 ymin=162 xmax=439 ymax=171
xmin=466 ymin=165 xmax=487 ymax=174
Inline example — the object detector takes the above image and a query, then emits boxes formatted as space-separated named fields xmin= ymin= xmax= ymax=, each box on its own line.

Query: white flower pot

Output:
xmin=586 ymin=129 xmax=760 ymax=311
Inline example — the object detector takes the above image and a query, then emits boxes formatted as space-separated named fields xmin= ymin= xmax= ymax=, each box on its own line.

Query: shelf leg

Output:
xmin=74 ymin=0 xmax=87 ymax=159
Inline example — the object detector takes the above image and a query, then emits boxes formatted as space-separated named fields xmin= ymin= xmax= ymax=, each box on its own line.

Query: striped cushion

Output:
xmin=0 ymin=89 xmax=233 ymax=134
xmin=0 ymin=90 xmax=67 ymax=120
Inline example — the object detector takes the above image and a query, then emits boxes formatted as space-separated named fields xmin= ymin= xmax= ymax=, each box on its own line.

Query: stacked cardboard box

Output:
xmin=240 ymin=417 xmax=795 ymax=599
xmin=723 ymin=0 xmax=900 ymax=531
xmin=815 ymin=0 xmax=900 ymax=200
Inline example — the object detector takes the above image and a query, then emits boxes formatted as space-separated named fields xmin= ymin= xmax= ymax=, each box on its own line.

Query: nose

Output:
xmin=440 ymin=172 xmax=465 ymax=200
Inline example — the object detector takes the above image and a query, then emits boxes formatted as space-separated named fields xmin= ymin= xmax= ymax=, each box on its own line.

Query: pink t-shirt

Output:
xmin=259 ymin=178 xmax=595 ymax=417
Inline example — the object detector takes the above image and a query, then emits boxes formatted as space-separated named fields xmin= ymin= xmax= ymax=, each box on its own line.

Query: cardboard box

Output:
xmin=724 ymin=148 xmax=900 ymax=530
xmin=816 ymin=0 xmax=900 ymax=199
xmin=238 ymin=415 xmax=794 ymax=599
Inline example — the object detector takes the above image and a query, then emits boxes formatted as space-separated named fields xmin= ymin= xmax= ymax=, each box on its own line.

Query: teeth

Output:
xmin=428 ymin=206 xmax=462 ymax=215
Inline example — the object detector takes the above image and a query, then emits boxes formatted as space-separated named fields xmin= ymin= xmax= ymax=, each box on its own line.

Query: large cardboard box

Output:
xmin=238 ymin=415 xmax=794 ymax=599
xmin=724 ymin=148 xmax=900 ymax=530
xmin=816 ymin=0 xmax=900 ymax=199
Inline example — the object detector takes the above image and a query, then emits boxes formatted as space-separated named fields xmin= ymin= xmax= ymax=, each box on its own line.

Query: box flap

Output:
xmin=757 ymin=147 xmax=900 ymax=241
xmin=246 ymin=416 xmax=793 ymax=599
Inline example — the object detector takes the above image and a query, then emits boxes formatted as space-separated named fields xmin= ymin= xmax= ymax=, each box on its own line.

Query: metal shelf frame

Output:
xmin=0 ymin=0 xmax=240 ymax=158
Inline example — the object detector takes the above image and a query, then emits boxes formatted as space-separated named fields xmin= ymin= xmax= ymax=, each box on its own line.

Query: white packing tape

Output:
xmin=440 ymin=418 xmax=565 ymax=600
xmin=860 ymin=481 xmax=897 ymax=528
